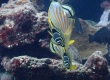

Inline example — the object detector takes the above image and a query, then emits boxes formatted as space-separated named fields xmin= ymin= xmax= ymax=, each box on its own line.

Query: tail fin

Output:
xmin=88 ymin=34 xmax=94 ymax=43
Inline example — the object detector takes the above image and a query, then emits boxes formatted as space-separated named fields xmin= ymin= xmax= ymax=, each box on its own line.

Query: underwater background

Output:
xmin=0 ymin=0 xmax=104 ymax=21
xmin=0 ymin=0 xmax=110 ymax=80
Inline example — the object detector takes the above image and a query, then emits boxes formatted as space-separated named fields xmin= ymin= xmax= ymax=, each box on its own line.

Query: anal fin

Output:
xmin=68 ymin=40 xmax=75 ymax=46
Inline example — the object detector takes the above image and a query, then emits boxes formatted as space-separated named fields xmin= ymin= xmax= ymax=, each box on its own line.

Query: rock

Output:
xmin=72 ymin=19 xmax=107 ymax=59
xmin=96 ymin=0 xmax=110 ymax=28
xmin=1 ymin=55 xmax=110 ymax=80
xmin=84 ymin=51 xmax=109 ymax=76
xmin=1 ymin=72 xmax=14 ymax=80
xmin=0 ymin=0 xmax=49 ymax=48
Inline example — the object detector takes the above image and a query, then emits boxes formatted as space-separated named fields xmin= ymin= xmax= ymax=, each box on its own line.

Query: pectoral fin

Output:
xmin=48 ymin=17 xmax=54 ymax=29
xmin=68 ymin=40 xmax=75 ymax=46
xmin=62 ymin=47 xmax=66 ymax=52
xmin=48 ymin=31 xmax=53 ymax=36
xmin=69 ymin=64 xmax=76 ymax=70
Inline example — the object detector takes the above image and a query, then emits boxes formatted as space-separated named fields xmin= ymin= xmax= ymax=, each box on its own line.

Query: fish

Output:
xmin=62 ymin=49 xmax=76 ymax=70
xmin=49 ymin=41 xmax=65 ymax=57
xmin=48 ymin=1 xmax=75 ymax=48
xmin=62 ymin=5 xmax=83 ymax=34
xmin=50 ymin=41 xmax=76 ymax=70
xmin=48 ymin=28 xmax=65 ymax=47
xmin=72 ymin=15 xmax=83 ymax=34
xmin=63 ymin=52 xmax=71 ymax=69
xmin=62 ymin=4 xmax=75 ymax=17
xmin=48 ymin=1 xmax=76 ymax=70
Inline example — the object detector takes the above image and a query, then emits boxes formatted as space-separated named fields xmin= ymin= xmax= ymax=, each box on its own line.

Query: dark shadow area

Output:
xmin=0 ymin=30 xmax=55 ymax=59
xmin=69 ymin=0 xmax=104 ymax=22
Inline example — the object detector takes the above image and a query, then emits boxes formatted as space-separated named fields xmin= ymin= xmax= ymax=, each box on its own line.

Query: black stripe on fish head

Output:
xmin=52 ymin=29 xmax=59 ymax=34
xmin=63 ymin=52 xmax=70 ymax=69
xmin=62 ymin=6 xmax=73 ymax=17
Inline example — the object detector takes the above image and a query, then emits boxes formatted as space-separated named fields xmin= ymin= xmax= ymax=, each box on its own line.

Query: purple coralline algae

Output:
xmin=0 ymin=0 xmax=49 ymax=48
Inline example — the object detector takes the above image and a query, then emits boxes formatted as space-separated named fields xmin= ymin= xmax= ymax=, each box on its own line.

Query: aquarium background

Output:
xmin=0 ymin=0 xmax=110 ymax=80
xmin=0 ymin=0 xmax=104 ymax=21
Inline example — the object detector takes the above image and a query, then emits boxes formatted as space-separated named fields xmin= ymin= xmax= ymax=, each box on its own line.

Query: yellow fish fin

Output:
xmin=48 ymin=17 xmax=54 ymax=29
xmin=62 ymin=47 xmax=66 ymax=52
xmin=64 ymin=34 xmax=67 ymax=36
xmin=68 ymin=40 xmax=75 ymax=46
xmin=48 ymin=9 xmax=54 ymax=29
xmin=48 ymin=30 xmax=53 ymax=36
xmin=69 ymin=64 xmax=76 ymax=70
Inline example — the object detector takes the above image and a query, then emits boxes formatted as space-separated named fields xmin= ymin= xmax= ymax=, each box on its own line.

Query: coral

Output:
xmin=1 ymin=53 xmax=110 ymax=80
xmin=96 ymin=0 xmax=110 ymax=28
xmin=0 ymin=0 xmax=49 ymax=48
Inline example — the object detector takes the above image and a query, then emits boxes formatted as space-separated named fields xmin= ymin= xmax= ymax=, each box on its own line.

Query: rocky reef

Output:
xmin=96 ymin=0 xmax=110 ymax=28
xmin=0 ymin=0 xmax=49 ymax=48
xmin=1 ymin=51 xmax=109 ymax=80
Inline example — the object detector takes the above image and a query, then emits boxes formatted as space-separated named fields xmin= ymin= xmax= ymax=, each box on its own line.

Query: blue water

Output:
xmin=0 ymin=0 xmax=104 ymax=22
